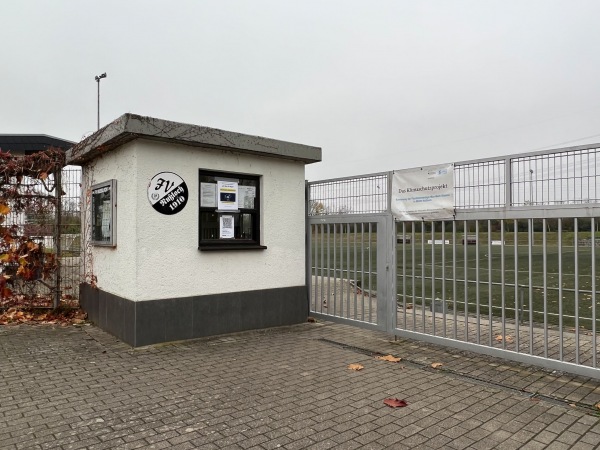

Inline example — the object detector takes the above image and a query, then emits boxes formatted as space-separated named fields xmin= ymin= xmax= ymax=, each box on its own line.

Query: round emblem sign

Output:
xmin=147 ymin=172 xmax=188 ymax=215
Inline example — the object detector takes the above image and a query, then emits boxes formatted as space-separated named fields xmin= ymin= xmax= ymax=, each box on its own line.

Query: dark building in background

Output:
xmin=0 ymin=135 xmax=74 ymax=156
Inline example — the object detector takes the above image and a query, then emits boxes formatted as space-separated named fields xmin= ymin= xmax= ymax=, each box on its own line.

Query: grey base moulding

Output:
xmin=80 ymin=283 xmax=308 ymax=347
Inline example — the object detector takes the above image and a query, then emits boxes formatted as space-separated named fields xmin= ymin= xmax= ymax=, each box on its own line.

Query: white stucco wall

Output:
xmin=85 ymin=141 xmax=138 ymax=300
xmin=86 ymin=139 xmax=307 ymax=301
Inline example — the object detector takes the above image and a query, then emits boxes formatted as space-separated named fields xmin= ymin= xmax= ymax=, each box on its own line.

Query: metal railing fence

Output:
xmin=308 ymin=142 xmax=600 ymax=214
xmin=307 ymin=142 xmax=600 ymax=379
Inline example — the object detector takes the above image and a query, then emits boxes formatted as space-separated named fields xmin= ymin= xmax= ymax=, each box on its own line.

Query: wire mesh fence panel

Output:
xmin=59 ymin=165 xmax=82 ymax=304
xmin=308 ymin=173 xmax=389 ymax=215
xmin=455 ymin=159 xmax=506 ymax=209
xmin=0 ymin=158 xmax=82 ymax=311
xmin=511 ymin=146 xmax=600 ymax=206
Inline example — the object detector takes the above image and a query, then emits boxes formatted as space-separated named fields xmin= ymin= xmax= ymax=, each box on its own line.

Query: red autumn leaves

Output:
xmin=383 ymin=398 xmax=408 ymax=408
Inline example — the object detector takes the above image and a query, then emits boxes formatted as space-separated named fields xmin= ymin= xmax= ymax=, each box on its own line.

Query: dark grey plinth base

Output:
xmin=79 ymin=284 xmax=308 ymax=347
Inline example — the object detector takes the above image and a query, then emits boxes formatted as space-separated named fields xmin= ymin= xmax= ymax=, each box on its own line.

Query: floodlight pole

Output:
xmin=95 ymin=73 xmax=107 ymax=130
xmin=529 ymin=169 xmax=534 ymax=206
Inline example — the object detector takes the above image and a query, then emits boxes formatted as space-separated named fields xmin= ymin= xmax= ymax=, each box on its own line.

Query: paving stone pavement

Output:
xmin=1 ymin=320 xmax=600 ymax=450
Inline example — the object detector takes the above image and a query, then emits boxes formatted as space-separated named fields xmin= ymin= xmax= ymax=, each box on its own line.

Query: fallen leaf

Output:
xmin=431 ymin=362 xmax=443 ymax=369
xmin=383 ymin=398 xmax=408 ymax=408
xmin=376 ymin=355 xmax=402 ymax=363
xmin=495 ymin=335 xmax=514 ymax=343
xmin=595 ymin=402 xmax=600 ymax=410
xmin=348 ymin=364 xmax=364 ymax=371
xmin=569 ymin=403 xmax=577 ymax=408
xmin=0 ymin=204 xmax=10 ymax=215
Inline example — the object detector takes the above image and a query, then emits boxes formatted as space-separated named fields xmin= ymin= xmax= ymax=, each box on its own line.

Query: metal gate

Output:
xmin=307 ymin=143 xmax=600 ymax=380
xmin=308 ymin=214 xmax=394 ymax=332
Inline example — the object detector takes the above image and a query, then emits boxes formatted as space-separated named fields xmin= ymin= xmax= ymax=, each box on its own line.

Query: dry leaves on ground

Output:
xmin=348 ymin=364 xmax=364 ymax=371
xmin=383 ymin=398 xmax=408 ymax=408
xmin=0 ymin=307 xmax=87 ymax=326
xmin=431 ymin=362 xmax=443 ymax=369
xmin=495 ymin=335 xmax=514 ymax=343
xmin=376 ymin=355 xmax=402 ymax=363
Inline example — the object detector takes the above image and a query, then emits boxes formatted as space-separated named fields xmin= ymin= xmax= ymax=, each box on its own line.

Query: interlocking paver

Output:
xmin=1 ymin=321 xmax=599 ymax=450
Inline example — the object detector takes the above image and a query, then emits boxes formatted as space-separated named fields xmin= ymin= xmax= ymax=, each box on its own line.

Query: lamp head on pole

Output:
xmin=95 ymin=73 xmax=107 ymax=82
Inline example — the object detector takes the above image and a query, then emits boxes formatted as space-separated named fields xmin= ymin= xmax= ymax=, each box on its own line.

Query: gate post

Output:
xmin=305 ymin=180 xmax=311 ymax=313
xmin=376 ymin=171 xmax=397 ymax=333
xmin=384 ymin=213 xmax=397 ymax=334
xmin=53 ymin=168 xmax=62 ymax=309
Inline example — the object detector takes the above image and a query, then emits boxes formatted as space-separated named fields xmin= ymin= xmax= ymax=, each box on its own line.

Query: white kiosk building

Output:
xmin=67 ymin=114 xmax=321 ymax=346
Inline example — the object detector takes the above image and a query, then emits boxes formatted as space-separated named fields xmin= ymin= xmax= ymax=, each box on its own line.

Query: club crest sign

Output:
xmin=147 ymin=172 xmax=188 ymax=215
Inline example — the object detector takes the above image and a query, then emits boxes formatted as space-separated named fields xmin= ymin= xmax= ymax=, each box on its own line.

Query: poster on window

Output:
xmin=217 ymin=180 xmax=238 ymax=210
xmin=220 ymin=215 xmax=234 ymax=238
xmin=391 ymin=164 xmax=455 ymax=221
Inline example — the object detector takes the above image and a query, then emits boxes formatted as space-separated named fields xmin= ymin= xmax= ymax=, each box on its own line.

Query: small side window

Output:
xmin=91 ymin=179 xmax=117 ymax=247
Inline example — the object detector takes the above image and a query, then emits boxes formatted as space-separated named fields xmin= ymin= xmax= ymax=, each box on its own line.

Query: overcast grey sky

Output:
xmin=2 ymin=1 xmax=600 ymax=180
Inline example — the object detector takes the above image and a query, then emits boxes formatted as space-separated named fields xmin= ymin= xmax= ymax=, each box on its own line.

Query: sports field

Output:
xmin=399 ymin=240 xmax=599 ymax=330
xmin=310 ymin=228 xmax=600 ymax=329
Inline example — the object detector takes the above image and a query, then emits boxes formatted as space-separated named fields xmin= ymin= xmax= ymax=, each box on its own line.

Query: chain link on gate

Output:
xmin=308 ymin=142 xmax=600 ymax=380
xmin=0 ymin=149 xmax=81 ymax=311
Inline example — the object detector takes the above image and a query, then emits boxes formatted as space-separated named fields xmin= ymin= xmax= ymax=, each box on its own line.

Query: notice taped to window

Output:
xmin=220 ymin=215 xmax=234 ymax=238
xmin=238 ymin=185 xmax=256 ymax=209
xmin=200 ymin=182 xmax=217 ymax=207
xmin=217 ymin=180 xmax=238 ymax=211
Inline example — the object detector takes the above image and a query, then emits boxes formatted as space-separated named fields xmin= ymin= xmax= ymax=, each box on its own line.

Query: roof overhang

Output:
xmin=67 ymin=113 xmax=322 ymax=165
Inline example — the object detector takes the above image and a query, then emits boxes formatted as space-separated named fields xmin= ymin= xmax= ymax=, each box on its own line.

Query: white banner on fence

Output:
xmin=392 ymin=164 xmax=455 ymax=220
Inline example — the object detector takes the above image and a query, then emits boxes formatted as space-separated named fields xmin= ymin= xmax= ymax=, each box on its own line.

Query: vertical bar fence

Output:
xmin=308 ymin=143 xmax=600 ymax=378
